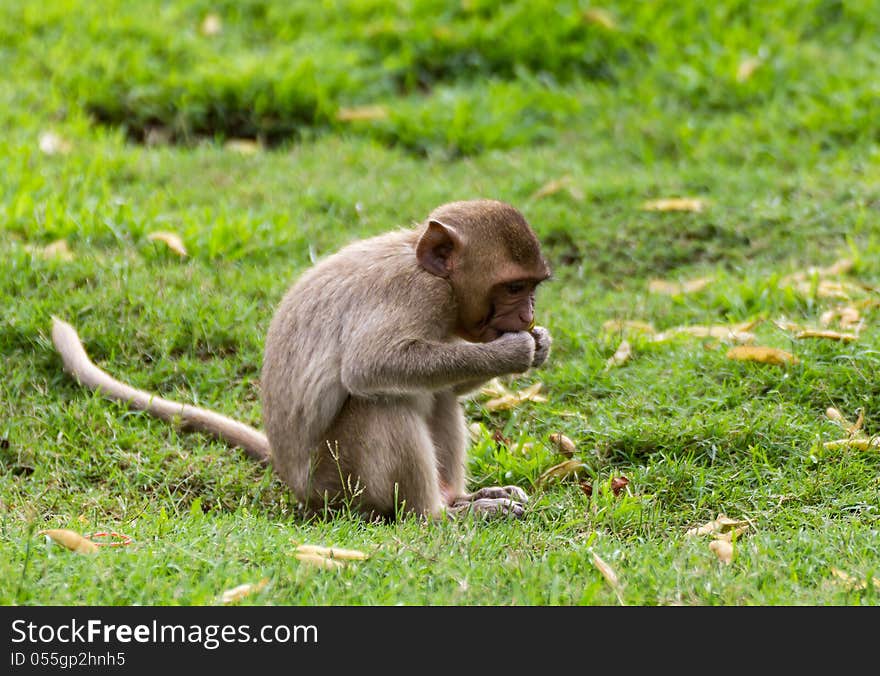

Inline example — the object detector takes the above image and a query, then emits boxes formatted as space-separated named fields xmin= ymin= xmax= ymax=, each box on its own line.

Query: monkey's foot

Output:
xmin=464 ymin=485 xmax=529 ymax=504
xmin=448 ymin=496 xmax=526 ymax=519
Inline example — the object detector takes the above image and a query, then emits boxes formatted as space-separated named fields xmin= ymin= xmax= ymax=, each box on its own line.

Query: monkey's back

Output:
xmin=260 ymin=229 xmax=449 ymax=497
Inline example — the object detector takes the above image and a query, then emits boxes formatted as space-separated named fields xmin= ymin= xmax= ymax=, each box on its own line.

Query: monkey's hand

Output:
xmin=448 ymin=497 xmax=526 ymax=520
xmin=529 ymin=326 xmax=552 ymax=368
xmin=490 ymin=331 xmax=537 ymax=374
xmin=464 ymin=485 xmax=529 ymax=503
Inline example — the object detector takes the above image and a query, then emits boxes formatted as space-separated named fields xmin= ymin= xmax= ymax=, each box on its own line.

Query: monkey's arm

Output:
xmin=341 ymin=331 xmax=535 ymax=396
xmin=51 ymin=317 xmax=271 ymax=465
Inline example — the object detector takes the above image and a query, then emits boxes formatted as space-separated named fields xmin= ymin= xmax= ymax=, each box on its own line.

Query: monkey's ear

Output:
xmin=416 ymin=220 xmax=461 ymax=278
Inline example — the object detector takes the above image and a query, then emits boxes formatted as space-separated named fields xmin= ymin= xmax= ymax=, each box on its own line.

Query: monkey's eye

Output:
xmin=505 ymin=282 xmax=527 ymax=294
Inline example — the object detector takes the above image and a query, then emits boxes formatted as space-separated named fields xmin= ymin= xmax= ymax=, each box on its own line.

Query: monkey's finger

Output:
xmin=502 ymin=485 xmax=530 ymax=503
xmin=466 ymin=485 xmax=529 ymax=503
xmin=452 ymin=498 xmax=526 ymax=519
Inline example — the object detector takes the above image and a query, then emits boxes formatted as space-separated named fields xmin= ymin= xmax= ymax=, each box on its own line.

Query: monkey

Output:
xmin=52 ymin=199 xmax=552 ymax=520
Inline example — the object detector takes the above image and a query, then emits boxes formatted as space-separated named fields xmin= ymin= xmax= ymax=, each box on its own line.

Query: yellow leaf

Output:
xmin=200 ymin=13 xmax=222 ymax=36
xmin=686 ymin=513 xmax=750 ymax=537
xmin=147 ymin=231 xmax=188 ymax=257
xmin=483 ymin=382 xmax=547 ymax=411
xmin=548 ymin=433 xmax=576 ymax=458
xmin=335 ymin=105 xmax=389 ymax=122
xmin=795 ymin=329 xmax=858 ymax=342
xmin=601 ymin=319 xmax=656 ymax=335
xmin=736 ymin=57 xmax=762 ymax=82
xmin=38 ymin=131 xmax=72 ymax=155
xmin=536 ymin=459 xmax=588 ymax=488
xmin=605 ymin=339 xmax=632 ymax=369
xmin=653 ymin=324 xmax=754 ymax=344
xmin=38 ymin=529 xmax=98 ymax=554
xmin=224 ymin=139 xmax=261 ymax=154
xmin=648 ymin=276 xmax=713 ymax=295
xmin=294 ymin=544 xmax=368 ymax=561
xmin=641 ymin=198 xmax=706 ymax=213
xmin=27 ymin=239 xmax=74 ymax=261
xmin=815 ymin=280 xmax=859 ymax=299
xmin=583 ymin=8 xmax=617 ymax=30
xmin=823 ymin=437 xmax=880 ymax=451
xmin=219 ymin=579 xmax=268 ymax=604
xmin=830 ymin=567 xmax=880 ymax=591
xmin=479 ymin=378 xmax=510 ymax=398
xmin=783 ymin=258 xmax=854 ymax=283
xmin=467 ymin=422 xmax=483 ymax=442
xmin=591 ymin=552 xmax=625 ymax=604
xmin=530 ymin=176 xmax=582 ymax=201
xmin=709 ymin=539 xmax=733 ymax=564
xmin=295 ymin=552 xmax=345 ymax=570
xmin=773 ymin=318 xmax=806 ymax=332
xmin=820 ymin=306 xmax=861 ymax=329
xmin=726 ymin=345 xmax=799 ymax=366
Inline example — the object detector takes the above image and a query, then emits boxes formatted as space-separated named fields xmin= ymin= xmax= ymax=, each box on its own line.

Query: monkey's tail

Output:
xmin=51 ymin=316 xmax=271 ymax=466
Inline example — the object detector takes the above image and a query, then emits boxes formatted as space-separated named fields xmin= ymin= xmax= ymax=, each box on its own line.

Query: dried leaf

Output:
xmin=38 ymin=131 xmax=72 ymax=155
xmin=601 ymin=319 xmax=656 ymax=335
xmin=200 ymin=13 xmax=223 ymax=36
xmin=641 ymin=198 xmax=706 ymax=213
xmin=548 ymin=433 xmax=576 ymax=458
xmin=820 ymin=306 xmax=861 ymax=329
xmin=795 ymin=329 xmax=858 ymax=342
xmin=295 ymin=552 xmax=345 ymax=570
xmin=591 ymin=552 xmax=625 ymax=604
xmin=335 ymin=105 xmax=389 ymax=122
xmin=825 ymin=407 xmax=848 ymax=426
xmin=492 ymin=429 xmax=510 ymax=446
xmin=38 ymin=529 xmax=98 ymax=554
xmin=686 ymin=513 xmax=750 ymax=537
xmin=294 ymin=544 xmax=368 ymax=561
xmin=531 ymin=177 xmax=568 ymax=200
xmin=147 ymin=231 xmax=188 ymax=257
xmin=726 ymin=345 xmax=799 ymax=366
xmin=583 ymin=8 xmax=617 ymax=30
xmin=610 ymin=476 xmax=630 ymax=496
xmin=653 ymin=324 xmax=754 ymax=344
xmin=605 ymin=339 xmax=632 ymax=369
xmin=830 ymin=567 xmax=880 ymax=591
xmin=224 ymin=139 xmax=262 ymax=154
xmin=785 ymin=279 xmax=862 ymax=301
xmin=822 ymin=437 xmax=880 ymax=451
xmin=467 ymin=422 xmax=483 ymax=442
xmin=773 ymin=318 xmax=806 ymax=332
xmin=529 ymin=176 xmax=582 ymax=202
xmin=852 ymin=409 xmax=865 ymax=434
xmin=219 ymin=579 xmax=267 ymax=604
xmin=479 ymin=378 xmax=510 ymax=398
xmin=536 ymin=459 xmax=588 ymax=488
xmin=815 ymin=280 xmax=859 ymax=300
xmin=736 ymin=57 xmax=762 ymax=82
xmin=579 ymin=481 xmax=593 ymax=497
xmin=483 ymin=382 xmax=547 ymax=411
xmin=27 ymin=239 xmax=74 ymax=261
xmin=709 ymin=539 xmax=733 ymax=564
xmin=783 ymin=258 xmax=854 ymax=282
xmin=648 ymin=276 xmax=713 ymax=295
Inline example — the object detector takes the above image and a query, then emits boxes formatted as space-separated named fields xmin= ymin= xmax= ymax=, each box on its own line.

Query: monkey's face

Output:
xmin=458 ymin=278 xmax=544 ymax=343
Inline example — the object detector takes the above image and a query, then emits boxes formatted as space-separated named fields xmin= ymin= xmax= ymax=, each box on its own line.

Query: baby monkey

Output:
xmin=53 ymin=199 xmax=552 ymax=520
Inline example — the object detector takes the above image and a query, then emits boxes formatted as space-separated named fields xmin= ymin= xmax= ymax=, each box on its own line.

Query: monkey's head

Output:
xmin=416 ymin=199 xmax=551 ymax=343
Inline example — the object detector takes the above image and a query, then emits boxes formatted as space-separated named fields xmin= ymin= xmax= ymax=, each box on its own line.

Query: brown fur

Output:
xmin=52 ymin=200 xmax=551 ymax=520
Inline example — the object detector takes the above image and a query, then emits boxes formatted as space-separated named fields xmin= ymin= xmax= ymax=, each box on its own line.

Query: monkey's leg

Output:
xmin=316 ymin=396 xmax=446 ymax=519
xmin=427 ymin=390 xmax=469 ymax=505
xmin=429 ymin=391 xmax=528 ymax=518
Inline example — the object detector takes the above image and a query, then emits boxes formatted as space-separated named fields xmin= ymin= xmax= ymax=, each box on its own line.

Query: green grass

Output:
xmin=2 ymin=0 xmax=879 ymax=606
